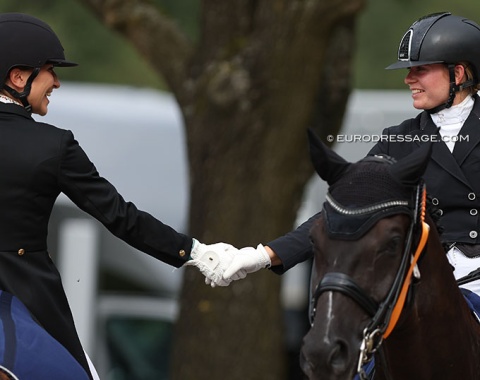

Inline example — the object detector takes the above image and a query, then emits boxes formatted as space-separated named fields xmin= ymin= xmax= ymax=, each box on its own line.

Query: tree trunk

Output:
xmin=77 ymin=0 xmax=366 ymax=378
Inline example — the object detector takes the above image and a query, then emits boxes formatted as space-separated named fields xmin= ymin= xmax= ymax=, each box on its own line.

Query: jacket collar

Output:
xmin=0 ymin=102 xmax=34 ymax=121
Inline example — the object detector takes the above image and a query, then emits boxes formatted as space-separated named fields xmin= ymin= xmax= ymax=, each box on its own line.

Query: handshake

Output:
xmin=185 ymin=239 xmax=272 ymax=287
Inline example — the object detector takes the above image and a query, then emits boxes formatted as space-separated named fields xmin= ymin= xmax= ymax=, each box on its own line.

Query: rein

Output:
xmin=310 ymin=184 xmax=430 ymax=379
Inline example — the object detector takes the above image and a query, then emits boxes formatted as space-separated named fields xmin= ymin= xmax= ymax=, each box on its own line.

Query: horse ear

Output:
xmin=307 ymin=128 xmax=350 ymax=185
xmin=388 ymin=142 xmax=433 ymax=186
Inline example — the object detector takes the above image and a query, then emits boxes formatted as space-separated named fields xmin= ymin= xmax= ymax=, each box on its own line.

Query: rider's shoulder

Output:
xmin=383 ymin=112 xmax=424 ymax=135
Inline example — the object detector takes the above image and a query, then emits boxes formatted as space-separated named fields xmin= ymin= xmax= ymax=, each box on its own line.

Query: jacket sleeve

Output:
xmin=57 ymin=130 xmax=192 ymax=268
xmin=267 ymin=212 xmax=320 ymax=274
xmin=368 ymin=115 xmax=424 ymax=157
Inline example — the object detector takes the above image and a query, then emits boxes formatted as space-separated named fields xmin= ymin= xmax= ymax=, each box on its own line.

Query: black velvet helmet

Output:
xmin=0 ymin=13 xmax=77 ymax=112
xmin=0 ymin=13 xmax=77 ymax=84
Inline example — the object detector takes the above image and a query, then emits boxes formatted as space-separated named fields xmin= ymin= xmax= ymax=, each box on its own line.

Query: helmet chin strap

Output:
xmin=2 ymin=67 xmax=40 ymax=113
xmin=427 ymin=64 xmax=475 ymax=114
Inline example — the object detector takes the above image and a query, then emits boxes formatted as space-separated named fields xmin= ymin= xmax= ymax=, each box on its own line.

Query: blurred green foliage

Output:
xmin=0 ymin=0 xmax=199 ymax=89
xmin=0 ymin=0 xmax=479 ymax=90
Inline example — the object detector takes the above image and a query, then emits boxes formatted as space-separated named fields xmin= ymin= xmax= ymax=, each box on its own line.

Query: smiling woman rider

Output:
xmin=0 ymin=12 xmax=235 ymax=380
xmin=217 ymin=12 xmax=480 ymax=301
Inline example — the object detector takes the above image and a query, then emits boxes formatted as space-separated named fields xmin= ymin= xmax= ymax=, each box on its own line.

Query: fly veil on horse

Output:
xmin=300 ymin=130 xmax=480 ymax=380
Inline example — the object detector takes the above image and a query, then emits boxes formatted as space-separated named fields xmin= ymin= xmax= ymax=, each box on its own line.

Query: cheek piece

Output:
xmin=427 ymin=64 xmax=475 ymax=114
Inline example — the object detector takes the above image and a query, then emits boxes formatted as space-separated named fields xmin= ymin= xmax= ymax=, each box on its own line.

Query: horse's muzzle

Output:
xmin=300 ymin=334 xmax=354 ymax=380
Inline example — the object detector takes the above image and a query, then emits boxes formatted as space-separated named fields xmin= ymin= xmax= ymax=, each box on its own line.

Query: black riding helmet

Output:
xmin=386 ymin=12 xmax=480 ymax=113
xmin=0 ymin=13 xmax=77 ymax=112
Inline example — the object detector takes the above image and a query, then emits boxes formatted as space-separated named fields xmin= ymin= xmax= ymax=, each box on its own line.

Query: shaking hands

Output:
xmin=186 ymin=240 xmax=271 ymax=287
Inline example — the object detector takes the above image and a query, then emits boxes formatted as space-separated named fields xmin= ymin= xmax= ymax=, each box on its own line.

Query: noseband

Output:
xmin=309 ymin=183 xmax=430 ymax=379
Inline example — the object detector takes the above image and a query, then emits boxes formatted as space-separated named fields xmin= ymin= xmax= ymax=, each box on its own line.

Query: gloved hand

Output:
xmin=205 ymin=265 xmax=247 ymax=287
xmin=222 ymin=244 xmax=271 ymax=282
xmin=185 ymin=239 xmax=236 ymax=287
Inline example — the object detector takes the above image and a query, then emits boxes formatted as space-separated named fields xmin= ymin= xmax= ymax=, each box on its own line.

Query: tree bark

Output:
xmin=77 ymin=0 xmax=366 ymax=378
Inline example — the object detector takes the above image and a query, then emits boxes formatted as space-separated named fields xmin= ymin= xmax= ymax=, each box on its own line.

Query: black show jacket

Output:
xmin=268 ymin=94 xmax=480 ymax=273
xmin=369 ymin=94 xmax=480 ymax=246
xmin=0 ymin=103 xmax=192 ymax=377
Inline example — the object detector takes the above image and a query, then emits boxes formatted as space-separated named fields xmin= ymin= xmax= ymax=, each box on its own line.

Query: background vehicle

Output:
xmin=40 ymin=83 xmax=415 ymax=379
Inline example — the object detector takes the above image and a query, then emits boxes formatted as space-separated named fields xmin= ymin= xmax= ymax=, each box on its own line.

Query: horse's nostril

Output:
xmin=328 ymin=339 xmax=350 ymax=375
xmin=299 ymin=349 xmax=313 ymax=378
xmin=301 ymin=336 xmax=353 ymax=379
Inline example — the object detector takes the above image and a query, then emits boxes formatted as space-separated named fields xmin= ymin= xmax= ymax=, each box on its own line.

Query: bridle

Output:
xmin=309 ymin=182 xmax=430 ymax=380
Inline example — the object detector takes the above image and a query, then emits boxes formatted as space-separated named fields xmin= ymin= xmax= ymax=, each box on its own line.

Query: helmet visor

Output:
xmin=385 ymin=59 xmax=443 ymax=70
xmin=47 ymin=58 xmax=78 ymax=67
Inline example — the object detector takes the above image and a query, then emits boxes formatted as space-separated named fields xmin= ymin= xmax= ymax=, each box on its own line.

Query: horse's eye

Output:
xmin=379 ymin=236 xmax=402 ymax=255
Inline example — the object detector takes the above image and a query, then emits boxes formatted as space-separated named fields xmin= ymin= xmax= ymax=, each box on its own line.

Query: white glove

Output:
xmin=185 ymin=239 xmax=236 ymax=287
xmin=222 ymin=244 xmax=271 ymax=282
xmin=205 ymin=266 xmax=247 ymax=287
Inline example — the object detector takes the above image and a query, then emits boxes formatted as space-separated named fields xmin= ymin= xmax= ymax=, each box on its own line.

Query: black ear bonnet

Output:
xmin=323 ymin=155 xmax=413 ymax=240
xmin=307 ymin=129 xmax=431 ymax=240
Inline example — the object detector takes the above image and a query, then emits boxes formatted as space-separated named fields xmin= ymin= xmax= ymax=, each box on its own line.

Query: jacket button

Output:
xmin=471 ymin=209 xmax=478 ymax=216
xmin=432 ymin=198 xmax=439 ymax=205
xmin=470 ymin=231 xmax=478 ymax=239
xmin=179 ymin=249 xmax=186 ymax=257
xmin=17 ymin=248 xmax=25 ymax=256
xmin=468 ymin=192 xmax=476 ymax=201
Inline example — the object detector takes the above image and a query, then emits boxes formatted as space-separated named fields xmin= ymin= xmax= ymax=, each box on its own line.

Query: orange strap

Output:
xmin=383 ymin=188 xmax=429 ymax=339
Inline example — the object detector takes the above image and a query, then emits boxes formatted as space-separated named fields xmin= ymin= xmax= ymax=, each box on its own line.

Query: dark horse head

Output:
xmin=300 ymin=130 xmax=480 ymax=380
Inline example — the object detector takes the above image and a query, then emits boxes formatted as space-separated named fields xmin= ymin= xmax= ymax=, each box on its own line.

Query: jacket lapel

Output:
xmin=417 ymin=111 xmax=471 ymax=187
xmin=452 ymin=96 xmax=480 ymax=166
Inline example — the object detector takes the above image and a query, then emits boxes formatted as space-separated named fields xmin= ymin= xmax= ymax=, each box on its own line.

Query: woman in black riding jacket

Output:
xmin=0 ymin=13 xmax=235 ymax=379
